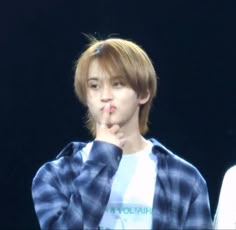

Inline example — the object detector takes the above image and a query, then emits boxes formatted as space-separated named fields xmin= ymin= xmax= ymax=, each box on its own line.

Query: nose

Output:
xmin=101 ymin=85 xmax=113 ymax=102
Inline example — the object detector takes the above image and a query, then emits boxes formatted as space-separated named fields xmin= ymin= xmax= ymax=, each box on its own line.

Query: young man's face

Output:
xmin=86 ymin=59 xmax=147 ymax=129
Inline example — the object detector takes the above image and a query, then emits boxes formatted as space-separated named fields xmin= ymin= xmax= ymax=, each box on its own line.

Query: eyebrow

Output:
xmin=110 ymin=75 xmax=126 ymax=81
xmin=87 ymin=77 xmax=99 ymax=81
xmin=110 ymin=75 xmax=122 ymax=79
xmin=87 ymin=75 xmax=124 ymax=80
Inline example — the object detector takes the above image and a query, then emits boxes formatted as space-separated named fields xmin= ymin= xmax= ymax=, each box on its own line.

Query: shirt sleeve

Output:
xmin=183 ymin=177 xmax=213 ymax=230
xmin=32 ymin=141 xmax=122 ymax=230
xmin=214 ymin=166 xmax=236 ymax=229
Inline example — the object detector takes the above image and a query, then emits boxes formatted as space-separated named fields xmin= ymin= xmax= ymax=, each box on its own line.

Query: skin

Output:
xmin=86 ymin=59 xmax=150 ymax=154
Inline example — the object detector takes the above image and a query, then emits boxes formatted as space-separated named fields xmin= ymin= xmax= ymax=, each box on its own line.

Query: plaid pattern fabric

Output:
xmin=32 ymin=138 xmax=213 ymax=229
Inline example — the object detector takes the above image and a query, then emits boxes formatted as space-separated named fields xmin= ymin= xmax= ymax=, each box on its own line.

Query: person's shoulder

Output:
xmin=223 ymin=165 xmax=236 ymax=182
xmin=33 ymin=141 xmax=87 ymax=180
xmin=225 ymin=165 xmax=236 ymax=175
xmin=150 ymin=138 xmax=205 ymax=182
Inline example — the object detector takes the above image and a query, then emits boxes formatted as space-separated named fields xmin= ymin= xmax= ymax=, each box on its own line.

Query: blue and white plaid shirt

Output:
xmin=32 ymin=138 xmax=213 ymax=229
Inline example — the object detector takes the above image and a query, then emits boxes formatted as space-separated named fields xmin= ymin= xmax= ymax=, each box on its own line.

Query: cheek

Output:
xmin=120 ymin=92 xmax=139 ymax=105
xmin=86 ymin=101 xmax=99 ymax=118
xmin=87 ymin=102 xmax=95 ymax=113
xmin=86 ymin=92 xmax=96 ymax=106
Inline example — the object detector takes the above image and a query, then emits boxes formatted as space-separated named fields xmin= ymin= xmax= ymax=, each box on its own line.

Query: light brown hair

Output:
xmin=74 ymin=36 xmax=158 ymax=136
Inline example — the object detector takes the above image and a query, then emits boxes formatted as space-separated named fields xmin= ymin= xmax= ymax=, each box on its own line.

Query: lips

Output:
xmin=101 ymin=104 xmax=117 ymax=112
xmin=109 ymin=105 xmax=116 ymax=112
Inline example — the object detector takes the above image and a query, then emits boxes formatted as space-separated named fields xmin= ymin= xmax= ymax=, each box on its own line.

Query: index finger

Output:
xmin=100 ymin=103 xmax=111 ymax=127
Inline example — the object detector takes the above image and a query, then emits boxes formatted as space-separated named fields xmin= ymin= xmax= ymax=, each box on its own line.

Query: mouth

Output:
xmin=101 ymin=105 xmax=117 ymax=113
xmin=109 ymin=106 xmax=116 ymax=113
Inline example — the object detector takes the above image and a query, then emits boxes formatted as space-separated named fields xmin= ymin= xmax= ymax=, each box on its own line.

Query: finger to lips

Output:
xmin=100 ymin=103 xmax=111 ymax=128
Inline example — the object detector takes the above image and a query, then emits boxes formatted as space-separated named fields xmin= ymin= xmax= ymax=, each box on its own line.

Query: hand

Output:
xmin=96 ymin=103 xmax=125 ymax=149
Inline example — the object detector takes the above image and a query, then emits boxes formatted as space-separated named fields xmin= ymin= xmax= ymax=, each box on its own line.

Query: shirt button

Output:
xmin=116 ymin=155 xmax=120 ymax=161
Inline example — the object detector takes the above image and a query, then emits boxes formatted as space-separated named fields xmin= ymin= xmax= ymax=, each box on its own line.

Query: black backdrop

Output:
xmin=1 ymin=1 xmax=235 ymax=229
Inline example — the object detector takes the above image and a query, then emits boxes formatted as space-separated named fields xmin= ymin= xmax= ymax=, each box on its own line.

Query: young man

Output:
xmin=32 ymin=37 xmax=213 ymax=229
xmin=214 ymin=165 xmax=236 ymax=229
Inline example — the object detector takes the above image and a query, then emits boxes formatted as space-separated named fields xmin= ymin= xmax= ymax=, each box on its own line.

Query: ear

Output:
xmin=138 ymin=90 xmax=150 ymax=105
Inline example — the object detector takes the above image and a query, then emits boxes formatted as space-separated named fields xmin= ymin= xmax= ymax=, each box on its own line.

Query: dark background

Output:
xmin=1 ymin=0 xmax=235 ymax=229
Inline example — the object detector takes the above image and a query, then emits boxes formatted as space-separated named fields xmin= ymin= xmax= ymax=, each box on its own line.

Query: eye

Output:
xmin=113 ymin=80 xmax=125 ymax=88
xmin=88 ymin=80 xmax=100 ymax=90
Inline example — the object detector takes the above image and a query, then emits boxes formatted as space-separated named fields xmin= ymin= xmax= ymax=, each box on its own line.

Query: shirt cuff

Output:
xmin=88 ymin=140 xmax=122 ymax=173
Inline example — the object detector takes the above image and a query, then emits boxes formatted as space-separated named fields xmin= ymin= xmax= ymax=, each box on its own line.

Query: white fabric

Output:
xmin=214 ymin=165 xmax=236 ymax=229
xmin=99 ymin=141 xmax=157 ymax=230
xmin=81 ymin=142 xmax=92 ymax=162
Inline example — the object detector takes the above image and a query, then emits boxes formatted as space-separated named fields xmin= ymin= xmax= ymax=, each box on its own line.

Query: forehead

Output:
xmin=88 ymin=60 xmax=105 ymax=77
xmin=87 ymin=59 xmax=122 ymax=80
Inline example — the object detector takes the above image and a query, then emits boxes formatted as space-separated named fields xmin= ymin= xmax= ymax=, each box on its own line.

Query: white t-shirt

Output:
xmin=82 ymin=141 xmax=157 ymax=230
xmin=214 ymin=165 xmax=236 ymax=229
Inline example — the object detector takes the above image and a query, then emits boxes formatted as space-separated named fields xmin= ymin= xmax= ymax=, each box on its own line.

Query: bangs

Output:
xmin=95 ymin=55 xmax=130 ymax=83
xmin=91 ymin=42 xmax=132 ymax=83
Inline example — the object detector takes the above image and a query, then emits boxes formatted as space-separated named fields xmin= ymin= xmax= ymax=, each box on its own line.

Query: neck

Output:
xmin=121 ymin=131 xmax=149 ymax=154
xmin=118 ymin=113 xmax=149 ymax=154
